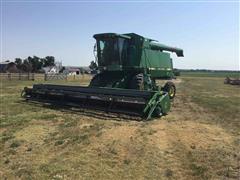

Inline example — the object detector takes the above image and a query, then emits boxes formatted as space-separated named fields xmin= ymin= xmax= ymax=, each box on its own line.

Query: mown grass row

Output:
xmin=179 ymin=77 xmax=240 ymax=134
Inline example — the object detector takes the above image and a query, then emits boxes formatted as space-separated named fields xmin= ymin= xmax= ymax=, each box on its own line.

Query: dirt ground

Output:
xmin=0 ymin=75 xmax=239 ymax=179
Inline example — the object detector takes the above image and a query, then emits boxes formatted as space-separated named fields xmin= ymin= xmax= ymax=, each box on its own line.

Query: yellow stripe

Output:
xmin=149 ymin=68 xmax=172 ymax=71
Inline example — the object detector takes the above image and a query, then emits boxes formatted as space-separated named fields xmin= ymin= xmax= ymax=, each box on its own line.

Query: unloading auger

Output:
xmin=22 ymin=33 xmax=184 ymax=120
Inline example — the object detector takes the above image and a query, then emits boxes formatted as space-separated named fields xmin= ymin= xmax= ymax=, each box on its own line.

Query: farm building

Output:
xmin=42 ymin=62 xmax=63 ymax=74
xmin=0 ymin=61 xmax=19 ymax=73
xmin=63 ymin=66 xmax=82 ymax=75
xmin=42 ymin=66 xmax=59 ymax=74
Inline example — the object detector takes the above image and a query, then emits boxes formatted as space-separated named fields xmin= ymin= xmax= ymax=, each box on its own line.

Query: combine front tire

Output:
xmin=89 ymin=74 xmax=103 ymax=87
xmin=163 ymin=81 xmax=176 ymax=99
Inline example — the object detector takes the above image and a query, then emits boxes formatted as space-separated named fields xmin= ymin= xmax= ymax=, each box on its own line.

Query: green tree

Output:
xmin=32 ymin=56 xmax=43 ymax=72
xmin=27 ymin=56 xmax=46 ymax=72
xmin=44 ymin=56 xmax=55 ymax=67
xmin=12 ymin=55 xmax=56 ymax=72
xmin=15 ymin=58 xmax=22 ymax=69
xmin=22 ymin=59 xmax=32 ymax=72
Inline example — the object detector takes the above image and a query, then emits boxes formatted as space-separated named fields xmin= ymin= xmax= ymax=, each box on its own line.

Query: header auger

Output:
xmin=22 ymin=33 xmax=183 ymax=120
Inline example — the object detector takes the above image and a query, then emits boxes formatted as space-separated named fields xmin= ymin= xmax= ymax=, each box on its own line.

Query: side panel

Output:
xmin=140 ymin=49 xmax=174 ymax=79
xmin=150 ymin=69 xmax=174 ymax=79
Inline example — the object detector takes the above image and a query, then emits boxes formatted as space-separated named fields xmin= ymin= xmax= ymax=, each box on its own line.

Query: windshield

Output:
xmin=97 ymin=38 xmax=128 ymax=66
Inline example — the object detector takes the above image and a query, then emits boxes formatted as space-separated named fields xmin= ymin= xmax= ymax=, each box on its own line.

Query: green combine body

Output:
xmin=22 ymin=33 xmax=183 ymax=120
xmin=91 ymin=33 xmax=183 ymax=91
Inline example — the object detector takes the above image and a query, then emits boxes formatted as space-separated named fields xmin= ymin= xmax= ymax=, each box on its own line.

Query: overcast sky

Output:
xmin=1 ymin=1 xmax=239 ymax=70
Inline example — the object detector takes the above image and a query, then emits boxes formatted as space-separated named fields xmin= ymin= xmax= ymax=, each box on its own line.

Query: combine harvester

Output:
xmin=22 ymin=33 xmax=184 ymax=120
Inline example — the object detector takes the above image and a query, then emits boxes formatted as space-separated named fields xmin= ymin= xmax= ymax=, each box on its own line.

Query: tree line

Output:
xmin=14 ymin=56 xmax=55 ymax=73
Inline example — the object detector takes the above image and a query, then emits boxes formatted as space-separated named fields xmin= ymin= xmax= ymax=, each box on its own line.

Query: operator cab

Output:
xmin=94 ymin=33 xmax=130 ymax=70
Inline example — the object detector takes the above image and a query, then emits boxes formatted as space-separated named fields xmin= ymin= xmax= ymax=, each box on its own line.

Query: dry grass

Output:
xmin=0 ymin=74 xmax=239 ymax=179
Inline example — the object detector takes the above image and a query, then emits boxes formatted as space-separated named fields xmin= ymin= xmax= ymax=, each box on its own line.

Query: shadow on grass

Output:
xmin=18 ymin=99 xmax=143 ymax=122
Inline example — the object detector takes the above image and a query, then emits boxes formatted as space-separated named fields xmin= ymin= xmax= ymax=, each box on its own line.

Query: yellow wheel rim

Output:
xmin=169 ymin=87 xmax=174 ymax=97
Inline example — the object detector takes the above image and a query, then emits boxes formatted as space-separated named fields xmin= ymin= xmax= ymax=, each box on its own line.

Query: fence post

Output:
xmin=8 ymin=73 xmax=11 ymax=81
xmin=44 ymin=74 xmax=47 ymax=81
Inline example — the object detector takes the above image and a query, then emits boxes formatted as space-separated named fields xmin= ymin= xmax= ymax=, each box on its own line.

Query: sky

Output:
xmin=1 ymin=1 xmax=239 ymax=70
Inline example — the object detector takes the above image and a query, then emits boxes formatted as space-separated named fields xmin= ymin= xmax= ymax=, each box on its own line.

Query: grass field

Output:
xmin=0 ymin=73 xmax=239 ymax=179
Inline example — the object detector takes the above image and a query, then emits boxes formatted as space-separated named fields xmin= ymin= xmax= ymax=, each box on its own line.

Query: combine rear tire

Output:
xmin=129 ymin=73 xmax=144 ymax=90
xmin=163 ymin=81 xmax=176 ymax=99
